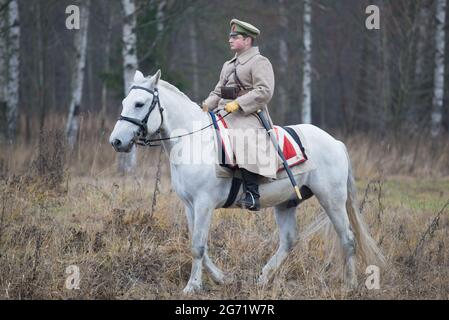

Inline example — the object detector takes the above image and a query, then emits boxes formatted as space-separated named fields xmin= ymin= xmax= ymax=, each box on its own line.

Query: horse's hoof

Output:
xmin=342 ymin=278 xmax=358 ymax=293
xmin=182 ymin=283 xmax=202 ymax=295
xmin=208 ymin=271 xmax=226 ymax=285
xmin=257 ymin=275 xmax=269 ymax=287
xmin=220 ymin=273 xmax=234 ymax=285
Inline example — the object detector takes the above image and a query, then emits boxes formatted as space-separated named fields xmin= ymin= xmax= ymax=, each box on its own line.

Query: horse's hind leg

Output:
xmin=258 ymin=204 xmax=297 ymax=285
xmin=184 ymin=205 xmax=227 ymax=285
xmin=314 ymin=189 xmax=357 ymax=289
xmin=203 ymin=252 xmax=229 ymax=285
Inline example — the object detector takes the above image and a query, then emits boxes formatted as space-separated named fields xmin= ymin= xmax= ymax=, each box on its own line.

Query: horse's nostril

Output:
xmin=112 ymin=139 xmax=122 ymax=147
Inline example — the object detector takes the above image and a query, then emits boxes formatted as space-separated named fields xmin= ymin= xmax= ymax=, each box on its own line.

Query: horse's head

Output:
xmin=109 ymin=70 xmax=163 ymax=152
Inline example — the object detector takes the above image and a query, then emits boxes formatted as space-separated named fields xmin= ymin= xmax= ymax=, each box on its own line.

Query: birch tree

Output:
xmin=66 ymin=0 xmax=90 ymax=148
xmin=301 ymin=0 xmax=312 ymax=124
xmin=100 ymin=12 xmax=113 ymax=135
xmin=1 ymin=0 xmax=20 ymax=143
xmin=278 ymin=0 xmax=289 ymax=124
xmin=431 ymin=0 xmax=446 ymax=137
xmin=118 ymin=0 xmax=138 ymax=173
xmin=154 ymin=0 xmax=166 ymax=66
xmin=156 ymin=0 xmax=166 ymax=35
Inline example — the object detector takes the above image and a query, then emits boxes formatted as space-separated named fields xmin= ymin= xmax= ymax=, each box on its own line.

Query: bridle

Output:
xmin=117 ymin=85 xmax=230 ymax=147
xmin=118 ymin=85 xmax=164 ymax=146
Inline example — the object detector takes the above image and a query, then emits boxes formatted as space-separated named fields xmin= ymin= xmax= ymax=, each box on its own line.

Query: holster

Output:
xmin=221 ymin=62 xmax=247 ymax=100
xmin=220 ymin=86 xmax=240 ymax=100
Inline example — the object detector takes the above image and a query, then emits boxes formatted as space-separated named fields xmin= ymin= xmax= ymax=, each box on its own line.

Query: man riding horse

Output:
xmin=110 ymin=20 xmax=385 ymax=290
xmin=202 ymin=19 xmax=277 ymax=211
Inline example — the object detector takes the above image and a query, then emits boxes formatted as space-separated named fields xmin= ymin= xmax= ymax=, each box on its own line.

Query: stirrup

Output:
xmin=236 ymin=191 xmax=260 ymax=211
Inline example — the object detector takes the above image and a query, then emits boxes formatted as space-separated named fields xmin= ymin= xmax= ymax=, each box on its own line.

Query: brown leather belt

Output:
xmin=237 ymin=89 xmax=249 ymax=97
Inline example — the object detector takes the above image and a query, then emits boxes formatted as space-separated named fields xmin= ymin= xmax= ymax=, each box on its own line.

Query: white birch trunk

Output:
xmin=301 ymin=0 xmax=312 ymax=124
xmin=119 ymin=0 xmax=138 ymax=173
xmin=431 ymin=0 xmax=446 ymax=137
xmin=66 ymin=0 xmax=90 ymax=147
xmin=278 ymin=0 xmax=289 ymax=123
xmin=122 ymin=0 xmax=138 ymax=93
xmin=156 ymin=1 xmax=166 ymax=35
xmin=6 ymin=0 xmax=20 ymax=143
xmin=189 ymin=7 xmax=199 ymax=102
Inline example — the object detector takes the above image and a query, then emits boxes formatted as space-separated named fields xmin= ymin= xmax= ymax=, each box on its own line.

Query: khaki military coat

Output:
xmin=203 ymin=46 xmax=279 ymax=178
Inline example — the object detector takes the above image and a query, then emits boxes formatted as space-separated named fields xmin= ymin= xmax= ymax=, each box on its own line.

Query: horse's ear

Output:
xmin=152 ymin=69 xmax=161 ymax=86
xmin=133 ymin=70 xmax=145 ymax=83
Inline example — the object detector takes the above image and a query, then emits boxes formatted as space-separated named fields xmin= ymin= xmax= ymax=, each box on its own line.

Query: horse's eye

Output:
xmin=135 ymin=103 xmax=144 ymax=108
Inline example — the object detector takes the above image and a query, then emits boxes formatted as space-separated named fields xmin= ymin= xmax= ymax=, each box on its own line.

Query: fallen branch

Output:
xmin=408 ymin=199 xmax=449 ymax=266
xmin=150 ymin=148 xmax=164 ymax=219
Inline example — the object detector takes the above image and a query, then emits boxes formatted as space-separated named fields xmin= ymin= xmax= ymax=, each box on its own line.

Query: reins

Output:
xmin=118 ymin=85 xmax=231 ymax=147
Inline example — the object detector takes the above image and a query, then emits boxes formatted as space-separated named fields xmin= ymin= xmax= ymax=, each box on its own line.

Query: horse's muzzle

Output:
xmin=110 ymin=138 xmax=133 ymax=153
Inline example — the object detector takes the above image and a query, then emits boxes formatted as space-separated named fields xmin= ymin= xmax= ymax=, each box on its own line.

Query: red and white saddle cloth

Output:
xmin=210 ymin=112 xmax=308 ymax=172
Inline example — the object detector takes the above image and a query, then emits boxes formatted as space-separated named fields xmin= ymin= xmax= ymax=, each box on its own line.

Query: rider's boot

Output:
xmin=236 ymin=168 xmax=260 ymax=211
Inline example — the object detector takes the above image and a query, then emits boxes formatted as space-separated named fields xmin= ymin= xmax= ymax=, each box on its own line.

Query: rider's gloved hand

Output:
xmin=225 ymin=101 xmax=239 ymax=113
xmin=202 ymin=102 xmax=209 ymax=112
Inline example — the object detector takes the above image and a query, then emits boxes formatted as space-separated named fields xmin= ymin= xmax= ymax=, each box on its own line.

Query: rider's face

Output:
xmin=229 ymin=34 xmax=251 ymax=52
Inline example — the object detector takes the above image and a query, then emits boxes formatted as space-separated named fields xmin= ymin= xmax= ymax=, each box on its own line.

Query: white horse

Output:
xmin=109 ymin=70 xmax=384 ymax=294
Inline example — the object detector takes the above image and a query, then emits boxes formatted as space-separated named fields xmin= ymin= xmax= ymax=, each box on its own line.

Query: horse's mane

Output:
xmin=159 ymin=80 xmax=194 ymax=104
xmin=132 ymin=77 xmax=197 ymax=107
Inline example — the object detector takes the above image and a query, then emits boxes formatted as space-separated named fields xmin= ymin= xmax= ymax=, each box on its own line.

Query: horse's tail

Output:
xmin=343 ymin=143 xmax=386 ymax=268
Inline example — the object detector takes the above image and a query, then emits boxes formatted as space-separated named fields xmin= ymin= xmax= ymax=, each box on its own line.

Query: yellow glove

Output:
xmin=202 ymin=102 xmax=209 ymax=112
xmin=225 ymin=101 xmax=240 ymax=113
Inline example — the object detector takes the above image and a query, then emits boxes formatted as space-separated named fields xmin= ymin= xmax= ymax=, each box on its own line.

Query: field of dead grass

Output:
xmin=0 ymin=118 xmax=448 ymax=299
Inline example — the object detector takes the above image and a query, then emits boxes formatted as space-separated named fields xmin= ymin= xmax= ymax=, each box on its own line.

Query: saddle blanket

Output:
xmin=209 ymin=111 xmax=308 ymax=173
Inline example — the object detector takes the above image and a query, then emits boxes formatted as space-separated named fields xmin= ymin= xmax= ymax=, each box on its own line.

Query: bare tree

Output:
xmin=156 ymin=0 xmax=167 ymax=35
xmin=118 ymin=0 xmax=138 ymax=173
xmin=121 ymin=0 xmax=138 ymax=92
xmin=100 ymin=7 xmax=113 ymax=135
xmin=138 ymin=0 xmax=166 ymax=65
xmin=408 ymin=0 xmax=432 ymax=128
xmin=431 ymin=0 xmax=446 ymax=137
xmin=3 ymin=0 xmax=20 ymax=143
xmin=414 ymin=1 xmax=432 ymax=87
xmin=66 ymin=0 xmax=90 ymax=148
xmin=301 ymin=0 xmax=312 ymax=124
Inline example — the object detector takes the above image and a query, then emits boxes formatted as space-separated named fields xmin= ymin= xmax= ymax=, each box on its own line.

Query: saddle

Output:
xmin=208 ymin=111 xmax=313 ymax=208
xmin=209 ymin=111 xmax=308 ymax=172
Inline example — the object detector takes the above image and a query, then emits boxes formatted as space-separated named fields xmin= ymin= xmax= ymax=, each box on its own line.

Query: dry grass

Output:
xmin=0 ymin=116 xmax=448 ymax=299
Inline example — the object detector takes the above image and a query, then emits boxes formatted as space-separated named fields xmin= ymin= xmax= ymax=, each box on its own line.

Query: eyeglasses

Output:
xmin=229 ymin=34 xmax=246 ymax=40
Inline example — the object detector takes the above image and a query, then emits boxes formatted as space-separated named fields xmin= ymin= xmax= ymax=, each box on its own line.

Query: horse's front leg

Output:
xmin=183 ymin=202 xmax=214 ymax=294
xmin=184 ymin=205 xmax=227 ymax=285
